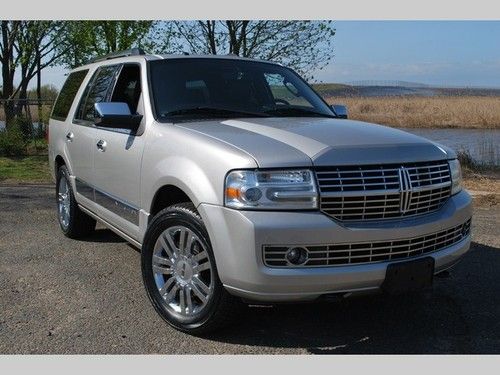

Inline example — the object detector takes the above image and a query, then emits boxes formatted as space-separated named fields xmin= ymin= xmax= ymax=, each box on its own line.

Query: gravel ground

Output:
xmin=0 ymin=185 xmax=499 ymax=354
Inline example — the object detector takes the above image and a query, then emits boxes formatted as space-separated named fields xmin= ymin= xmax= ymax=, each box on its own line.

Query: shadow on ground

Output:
xmin=206 ymin=242 xmax=500 ymax=354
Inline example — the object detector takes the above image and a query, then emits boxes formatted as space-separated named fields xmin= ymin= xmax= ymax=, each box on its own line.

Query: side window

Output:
xmin=264 ymin=73 xmax=312 ymax=108
xmin=75 ymin=65 xmax=120 ymax=122
xmin=51 ymin=70 xmax=89 ymax=121
xmin=111 ymin=64 xmax=142 ymax=114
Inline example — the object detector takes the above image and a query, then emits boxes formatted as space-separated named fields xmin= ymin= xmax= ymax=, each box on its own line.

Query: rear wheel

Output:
xmin=141 ymin=203 xmax=240 ymax=335
xmin=56 ymin=165 xmax=96 ymax=238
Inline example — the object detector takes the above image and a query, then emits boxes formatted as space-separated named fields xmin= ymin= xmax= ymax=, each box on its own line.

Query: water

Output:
xmin=404 ymin=128 xmax=500 ymax=166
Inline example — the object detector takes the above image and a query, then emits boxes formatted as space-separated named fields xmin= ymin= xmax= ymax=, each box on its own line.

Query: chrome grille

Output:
xmin=263 ymin=218 xmax=471 ymax=268
xmin=316 ymin=161 xmax=452 ymax=221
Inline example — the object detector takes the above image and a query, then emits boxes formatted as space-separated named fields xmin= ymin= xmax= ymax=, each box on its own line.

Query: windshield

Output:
xmin=148 ymin=58 xmax=335 ymax=120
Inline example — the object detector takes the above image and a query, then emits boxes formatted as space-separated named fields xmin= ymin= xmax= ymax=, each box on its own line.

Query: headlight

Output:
xmin=225 ymin=169 xmax=318 ymax=210
xmin=448 ymin=159 xmax=462 ymax=195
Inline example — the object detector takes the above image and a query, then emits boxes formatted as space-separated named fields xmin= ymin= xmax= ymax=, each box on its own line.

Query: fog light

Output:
xmin=285 ymin=247 xmax=309 ymax=265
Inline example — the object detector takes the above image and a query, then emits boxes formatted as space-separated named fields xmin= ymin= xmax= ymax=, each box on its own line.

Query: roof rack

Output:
xmin=89 ymin=48 xmax=146 ymax=63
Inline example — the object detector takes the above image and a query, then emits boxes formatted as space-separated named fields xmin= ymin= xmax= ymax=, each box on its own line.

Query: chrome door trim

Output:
xmin=75 ymin=177 xmax=139 ymax=225
xmin=94 ymin=188 xmax=139 ymax=225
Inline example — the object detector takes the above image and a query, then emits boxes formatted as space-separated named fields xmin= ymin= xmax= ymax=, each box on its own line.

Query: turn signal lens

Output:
xmin=225 ymin=187 xmax=241 ymax=200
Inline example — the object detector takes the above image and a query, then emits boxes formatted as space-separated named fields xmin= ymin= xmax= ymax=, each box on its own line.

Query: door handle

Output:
xmin=96 ymin=139 xmax=107 ymax=152
xmin=65 ymin=132 xmax=74 ymax=142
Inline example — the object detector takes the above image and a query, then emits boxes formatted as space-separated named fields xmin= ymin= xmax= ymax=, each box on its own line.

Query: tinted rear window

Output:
xmin=51 ymin=70 xmax=89 ymax=121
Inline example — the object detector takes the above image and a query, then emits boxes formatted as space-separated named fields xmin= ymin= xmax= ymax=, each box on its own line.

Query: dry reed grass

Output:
xmin=325 ymin=96 xmax=500 ymax=129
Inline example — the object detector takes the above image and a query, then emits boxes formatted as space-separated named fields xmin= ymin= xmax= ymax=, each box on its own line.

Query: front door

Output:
xmin=70 ymin=64 xmax=121 ymax=205
xmin=92 ymin=64 xmax=145 ymax=240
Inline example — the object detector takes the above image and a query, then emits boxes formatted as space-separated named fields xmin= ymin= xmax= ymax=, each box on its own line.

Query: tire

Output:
xmin=141 ymin=202 xmax=241 ymax=335
xmin=56 ymin=165 xmax=96 ymax=239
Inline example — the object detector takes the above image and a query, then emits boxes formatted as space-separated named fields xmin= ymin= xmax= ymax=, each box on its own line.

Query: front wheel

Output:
xmin=141 ymin=203 xmax=240 ymax=335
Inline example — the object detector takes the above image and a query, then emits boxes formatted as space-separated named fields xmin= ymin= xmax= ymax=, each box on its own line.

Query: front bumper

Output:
xmin=198 ymin=190 xmax=472 ymax=302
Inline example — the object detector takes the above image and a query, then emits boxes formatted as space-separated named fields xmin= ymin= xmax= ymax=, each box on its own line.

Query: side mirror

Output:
xmin=331 ymin=104 xmax=348 ymax=119
xmin=94 ymin=102 xmax=143 ymax=130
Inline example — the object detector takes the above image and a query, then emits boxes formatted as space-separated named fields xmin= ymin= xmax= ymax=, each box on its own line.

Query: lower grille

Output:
xmin=263 ymin=218 xmax=471 ymax=268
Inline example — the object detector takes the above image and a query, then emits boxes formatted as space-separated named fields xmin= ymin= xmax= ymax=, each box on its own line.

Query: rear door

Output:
xmin=69 ymin=64 xmax=121 ymax=205
xmin=49 ymin=69 xmax=89 ymax=181
xmin=92 ymin=63 xmax=146 ymax=240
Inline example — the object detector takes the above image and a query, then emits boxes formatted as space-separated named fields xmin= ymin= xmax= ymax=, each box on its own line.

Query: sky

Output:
xmin=314 ymin=21 xmax=500 ymax=87
xmin=34 ymin=21 xmax=500 ymax=89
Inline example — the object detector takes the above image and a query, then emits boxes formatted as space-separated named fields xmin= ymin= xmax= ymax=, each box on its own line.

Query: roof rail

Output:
xmin=89 ymin=48 xmax=146 ymax=63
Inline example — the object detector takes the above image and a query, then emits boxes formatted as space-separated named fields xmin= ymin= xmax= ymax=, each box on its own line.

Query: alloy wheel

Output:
xmin=152 ymin=225 xmax=214 ymax=317
xmin=57 ymin=176 xmax=71 ymax=230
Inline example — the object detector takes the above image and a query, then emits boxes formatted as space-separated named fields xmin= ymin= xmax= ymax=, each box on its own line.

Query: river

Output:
xmin=404 ymin=128 xmax=500 ymax=166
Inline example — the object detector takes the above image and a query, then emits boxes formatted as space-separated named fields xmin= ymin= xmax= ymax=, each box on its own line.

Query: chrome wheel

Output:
xmin=152 ymin=225 xmax=214 ymax=317
xmin=57 ymin=176 xmax=70 ymax=230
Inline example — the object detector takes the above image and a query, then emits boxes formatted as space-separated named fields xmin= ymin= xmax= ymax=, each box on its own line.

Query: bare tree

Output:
xmin=154 ymin=21 xmax=336 ymax=80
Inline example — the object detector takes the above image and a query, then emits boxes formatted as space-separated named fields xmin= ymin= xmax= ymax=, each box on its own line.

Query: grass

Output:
xmin=324 ymin=96 xmax=500 ymax=129
xmin=0 ymin=155 xmax=51 ymax=184
xmin=463 ymin=170 xmax=500 ymax=207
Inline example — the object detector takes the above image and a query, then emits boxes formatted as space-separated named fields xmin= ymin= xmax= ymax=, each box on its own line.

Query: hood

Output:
xmin=175 ymin=117 xmax=453 ymax=168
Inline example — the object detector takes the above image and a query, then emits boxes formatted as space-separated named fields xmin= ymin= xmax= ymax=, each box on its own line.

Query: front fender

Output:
xmin=140 ymin=122 xmax=257 ymax=215
xmin=146 ymin=156 xmax=219 ymax=209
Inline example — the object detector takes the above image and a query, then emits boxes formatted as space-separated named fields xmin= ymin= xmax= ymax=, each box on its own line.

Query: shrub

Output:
xmin=13 ymin=115 xmax=34 ymax=141
xmin=457 ymin=149 xmax=477 ymax=170
xmin=0 ymin=126 xmax=27 ymax=156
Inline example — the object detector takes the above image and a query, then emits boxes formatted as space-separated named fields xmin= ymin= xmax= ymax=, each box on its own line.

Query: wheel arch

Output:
xmin=149 ymin=184 xmax=195 ymax=223
xmin=54 ymin=154 xmax=66 ymax=175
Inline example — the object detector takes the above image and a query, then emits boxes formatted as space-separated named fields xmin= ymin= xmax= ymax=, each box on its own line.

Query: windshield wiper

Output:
xmin=264 ymin=107 xmax=336 ymax=118
xmin=161 ymin=106 xmax=270 ymax=118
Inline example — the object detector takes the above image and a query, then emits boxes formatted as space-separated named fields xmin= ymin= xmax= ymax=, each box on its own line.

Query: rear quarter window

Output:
xmin=75 ymin=65 xmax=121 ymax=122
xmin=51 ymin=70 xmax=89 ymax=121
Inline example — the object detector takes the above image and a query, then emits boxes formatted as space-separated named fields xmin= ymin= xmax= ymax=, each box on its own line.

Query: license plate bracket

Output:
xmin=382 ymin=257 xmax=435 ymax=294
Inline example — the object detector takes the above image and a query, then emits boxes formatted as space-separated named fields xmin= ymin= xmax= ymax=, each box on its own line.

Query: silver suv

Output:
xmin=48 ymin=49 xmax=472 ymax=334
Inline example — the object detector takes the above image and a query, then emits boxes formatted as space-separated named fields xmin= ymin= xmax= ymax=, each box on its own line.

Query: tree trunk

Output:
xmin=1 ymin=21 xmax=16 ymax=127
xmin=37 ymin=56 xmax=42 ymax=123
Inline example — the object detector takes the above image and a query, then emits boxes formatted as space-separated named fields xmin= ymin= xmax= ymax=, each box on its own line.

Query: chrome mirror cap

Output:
xmin=331 ymin=104 xmax=348 ymax=119
xmin=95 ymin=102 xmax=132 ymax=117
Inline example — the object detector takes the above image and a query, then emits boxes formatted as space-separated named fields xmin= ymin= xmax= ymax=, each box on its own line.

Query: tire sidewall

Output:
xmin=141 ymin=207 xmax=224 ymax=332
